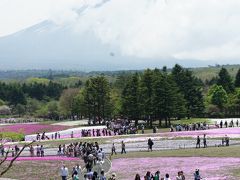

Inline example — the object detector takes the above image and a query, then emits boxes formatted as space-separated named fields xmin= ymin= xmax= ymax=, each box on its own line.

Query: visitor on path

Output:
xmin=86 ymin=169 xmax=94 ymax=179
xmin=60 ymin=165 xmax=69 ymax=180
xmin=154 ymin=171 xmax=160 ymax=180
xmin=145 ymin=171 xmax=153 ymax=180
xmin=30 ymin=145 xmax=34 ymax=157
xmin=75 ymin=164 xmax=82 ymax=178
xmin=100 ymin=148 xmax=105 ymax=161
xmin=11 ymin=148 xmax=14 ymax=157
xmin=40 ymin=145 xmax=44 ymax=157
xmin=164 ymin=173 xmax=171 ymax=180
xmin=72 ymin=167 xmax=77 ymax=179
xmin=14 ymin=145 xmax=19 ymax=155
xmin=176 ymin=171 xmax=185 ymax=180
xmin=196 ymin=136 xmax=200 ymax=148
xmin=225 ymin=135 xmax=230 ymax=146
xmin=96 ymin=160 xmax=103 ymax=175
xmin=176 ymin=171 xmax=182 ymax=180
xmin=0 ymin=144 xmax=4 ymax=156
xmin=220 ymin=120 xmax=223 ymax=128
xmin=72 ymin=170 xmax=79 ymax=180
xmin=194 ymin=169 xmax=201 ymax=180
xmin=224 ymin=121 xmax=228 ymax=128
xmin=135 ymin=173 xmax=141 ymax=180
xmin=153 ymin=126 xmax=157 ymax=133
xmin=141 ymin=124 xmax=145 ymax=134
xmin=148 ymin=138 xmax=154 ymax=152
xmin=203 ymin=134 xmax=207 ymax=148
xmin=100 ymin=170 xmax=107 ymax=180
xmin=111 ymin=143 xmax=117 ymax=155
xmin=58 ymin=144 xmax=62 ymax=155
xmin=109 ymin=173 xmax=117 ymax=180
xmin=36 ymin=144 xmax=41 ymax=157
xmin=237 ymin=120 xmax=239 ymax=127
xmin=121 ymin=141 xmax=126 ymax=154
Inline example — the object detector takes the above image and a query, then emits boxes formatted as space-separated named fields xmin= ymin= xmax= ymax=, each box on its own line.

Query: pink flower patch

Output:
xmin=111 ymin=157 xmax=240 ymax=180
xmin=0 ymin=124 xmax=69 ymax=135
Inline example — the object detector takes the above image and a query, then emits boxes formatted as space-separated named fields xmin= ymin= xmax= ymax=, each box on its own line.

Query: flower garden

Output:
xmin=0 ymin=123 xmax=69 ymax=135
xmin=1 ymin=120 xmax=240 ymax=179
xmin=111 ymin=157 xmax=240 ymax=180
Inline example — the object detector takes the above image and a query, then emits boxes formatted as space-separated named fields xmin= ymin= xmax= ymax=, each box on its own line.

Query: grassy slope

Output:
xmin=191 ymin=64 xmax=240 ymax=81
xmin=112 ymin=145 xmax=240 ymax=159
xmin=1 ymin=160 xmax=83 ymax=180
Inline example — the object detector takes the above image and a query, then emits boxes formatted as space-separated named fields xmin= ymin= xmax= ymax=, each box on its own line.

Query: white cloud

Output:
xmin=1 ymin=0 xmax=240 ymax=61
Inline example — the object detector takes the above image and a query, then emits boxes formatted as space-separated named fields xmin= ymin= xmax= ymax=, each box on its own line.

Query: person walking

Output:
xmin=148 ymin=138 xmax=154 ymax=152
xmin=141 ymin=124 xmax=145 ymax=134
xmin=196 ymin=136 xmax=200 ymax=148
xmin=100 ymin=170 xmax=107 ymax=180
xmin=40 ymin=145 xmax=44 ymax=157
xmin=121 ymin=141 xmax=126 ymax=154
xmin=203 ymin=134 xmax=207 ymax=148
xmin=60 ymin=164 xmax=69 ymax=180
xmin=111 ymin=143 xmax=117 ymax=155
xmin=220 ymin=120 xmax=223 ymax=128
xmin=36 ymin=144 xmax=41 ymax=157
xmin=30 ymin=145 xmax=34 ymax=157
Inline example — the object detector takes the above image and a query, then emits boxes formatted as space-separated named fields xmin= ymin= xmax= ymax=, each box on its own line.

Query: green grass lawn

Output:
xmin=111 ymin=145 xmax=240 ymax=159
xmin=1 ymin=160 xmax=83 ymax=180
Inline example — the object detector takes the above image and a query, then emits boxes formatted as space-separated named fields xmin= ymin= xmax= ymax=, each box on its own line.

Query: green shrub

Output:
xmin=0 ymin=132 xmax=24 ymax=141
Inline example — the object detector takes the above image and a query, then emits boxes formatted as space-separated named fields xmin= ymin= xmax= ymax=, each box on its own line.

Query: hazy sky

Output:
xmin=0 ymin=0 xmax=240 ymax=63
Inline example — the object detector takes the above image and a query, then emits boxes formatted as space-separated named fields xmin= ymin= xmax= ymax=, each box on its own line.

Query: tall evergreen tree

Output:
xmin=138 ymin=69 xmax=154 ymax=126
xmin=172 ymin=64 xmax=204 ymax=118
xmin=217 ymin=67 xmax=235 ymax=93
xmin=122 ymin=73 xmax=140 ymax=125
xmin=235 ymin=68 xmax=240 ymax=88
xmin=83 ymin=76 xmax=111 ymax=123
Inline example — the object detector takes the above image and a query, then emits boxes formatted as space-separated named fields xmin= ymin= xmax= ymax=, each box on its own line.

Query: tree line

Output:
xmin=1 ymin=64 xmax=240 ymax=127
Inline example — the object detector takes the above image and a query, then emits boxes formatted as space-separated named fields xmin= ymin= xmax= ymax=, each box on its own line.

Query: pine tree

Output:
xmin=235 ymin=68 xmax=240 ymax=88
xmin=172 ymin=64 xmax=204 ymax=118
xmin=217 ymin=67 xmax=234 ymax=93
xmin=121 ymin=73 xmax=140 ymax=125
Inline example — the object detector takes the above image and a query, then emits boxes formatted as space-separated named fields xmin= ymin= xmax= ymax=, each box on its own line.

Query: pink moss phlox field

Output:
xmin=0 ymin=124 xmax=69 ymax=135
xmin=113 ymin=127 xmax=240 ymax=143
xmin=111 ymin=157 xmax=240 ymax=180
xmin=5 ymin=156 xmax=79 ymax=161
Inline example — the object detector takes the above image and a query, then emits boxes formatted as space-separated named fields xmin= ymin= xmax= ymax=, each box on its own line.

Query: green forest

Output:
xmin=1 ymin=64 xmax=240 ymax=127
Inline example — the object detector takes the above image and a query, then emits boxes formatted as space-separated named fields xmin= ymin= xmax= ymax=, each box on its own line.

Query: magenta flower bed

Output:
xmin=114 ymin=127 xmax=240 ymax=143
xmin=111 ymin=157 xmax=240 ymax=180
xmin=6 ymin=156 xmax=79 ymax=161
xmin=0 ymin=124 xmax=69 ymax=135
xmin=165 ymin=127 xmax=240 ymax=138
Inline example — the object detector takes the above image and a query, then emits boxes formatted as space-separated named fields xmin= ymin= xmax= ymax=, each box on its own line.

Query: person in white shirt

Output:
xmin=97 ymin=150 xmax=103 ymax=161
xmin=60 ymin=165 xmax=69 ymax=180
xmin=75 ymin=164 xmax=82 ymax=177
xmin=100 ymin=148 xmax=105 ymax=161
xmin=164 ymin=173 xmax=171 ymax=180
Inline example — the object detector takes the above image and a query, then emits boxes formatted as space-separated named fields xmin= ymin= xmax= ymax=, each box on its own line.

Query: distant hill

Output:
xmin=0 ymin=64 xmax=240 ymax=82
xmin=190 ymin=64 xmax=240 ymax=82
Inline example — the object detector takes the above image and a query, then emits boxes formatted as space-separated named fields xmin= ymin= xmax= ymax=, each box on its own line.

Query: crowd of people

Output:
xmin=57 ymin=141 xmax=107 ymax=179
xmin=135 ymin=169 xmax=202 ymax=180
xmin=0 ymin=144 xmax=21 ymax=157
xmin=171 ymin=122 xmax=209 ymax=132
xmin=218 ymin=119 xmax=239 ymax=128
xmin=29 ymin=144 xmax=45 ymax=157
xmin=34 ymin=128 xmax=115 ymax=142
